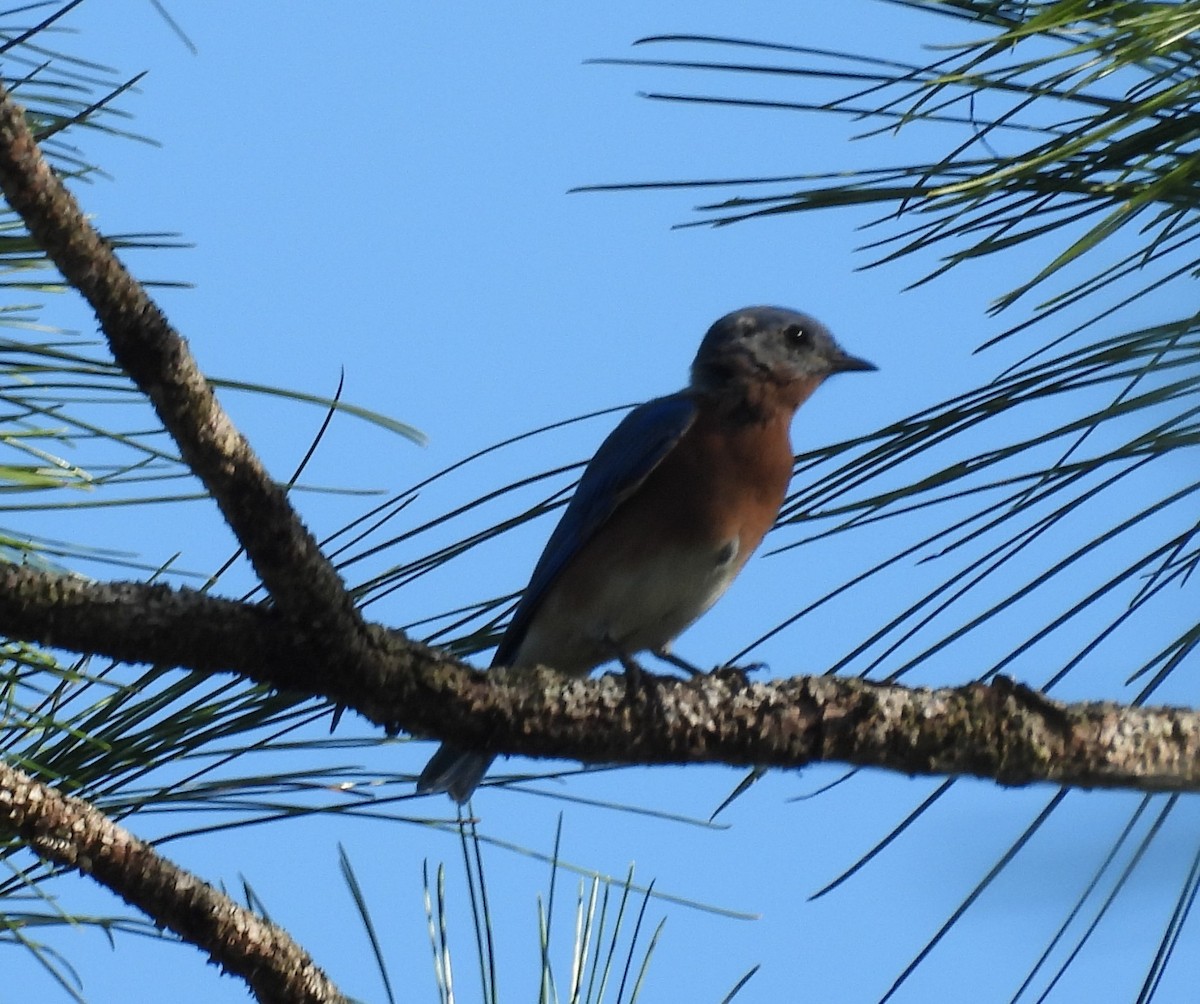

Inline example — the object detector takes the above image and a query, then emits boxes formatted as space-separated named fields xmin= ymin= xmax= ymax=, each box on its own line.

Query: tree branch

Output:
xmin=0 ymin=760 xmax=346 ymax=1004
xmin=0 ymin=79 xmax=372 ymax=665
xmin=3 ymin=565 xmax=1199 ymax=794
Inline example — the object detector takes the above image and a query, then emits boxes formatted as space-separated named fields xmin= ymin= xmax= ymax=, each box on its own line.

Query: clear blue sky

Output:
xmin=8 ymin=3 xmax=1196 ymax=1003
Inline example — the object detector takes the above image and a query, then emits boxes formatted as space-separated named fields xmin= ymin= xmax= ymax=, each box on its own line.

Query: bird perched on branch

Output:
xmin=418 ymin=305 xmax=876 ymax=802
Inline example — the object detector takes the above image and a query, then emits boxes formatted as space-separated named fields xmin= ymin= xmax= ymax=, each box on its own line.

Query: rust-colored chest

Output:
xmin=627 ymin=398 xmax=796 ymax=561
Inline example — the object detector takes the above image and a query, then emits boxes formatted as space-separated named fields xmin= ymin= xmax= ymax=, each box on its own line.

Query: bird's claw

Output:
xmin=614 ymin=649 xmax=656 ymax=705
xmin=651 ymin=647 xmax=705 ymax=677
xmin=711 ymin=661 xmax=766 ymax=689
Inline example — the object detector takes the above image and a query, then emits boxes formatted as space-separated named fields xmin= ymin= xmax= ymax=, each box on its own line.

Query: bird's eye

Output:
xmin=782 ymin=323 xmax=809 ymax=348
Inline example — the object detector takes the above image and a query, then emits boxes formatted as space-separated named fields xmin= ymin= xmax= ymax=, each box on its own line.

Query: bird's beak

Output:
xmin=830 ymin=351 xmax=877 ymax=373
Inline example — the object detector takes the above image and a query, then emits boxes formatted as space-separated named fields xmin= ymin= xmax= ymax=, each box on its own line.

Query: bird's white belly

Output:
xmin=512 ymin=538 xmax=741 ymax=673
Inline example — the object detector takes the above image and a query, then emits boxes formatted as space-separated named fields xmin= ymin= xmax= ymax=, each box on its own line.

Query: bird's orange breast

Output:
xmin=632 ymin=401 xmax=795 ymax=562
xmin=509 ymin=396 xmax=798 ymax=674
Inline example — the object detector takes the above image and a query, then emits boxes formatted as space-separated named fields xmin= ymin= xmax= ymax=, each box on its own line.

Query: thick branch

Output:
xmin=0 ymin=761 xmax=346 ymax=1004
xmin=0 ymin=80 xmax=371 ymax=662
xmin=3 ymin=565 xmax=1199 ymax=794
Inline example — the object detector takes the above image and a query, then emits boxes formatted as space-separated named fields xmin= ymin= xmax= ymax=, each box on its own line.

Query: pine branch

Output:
xmin=0 ymin=760 xmax=347 ymax=1004
xmin=0 ymin=73 xmax=382 ymax=1001
xmin=0 ymin=78 xmax=374 ymax=668
xmin=2 ymin=564 xmax=1199 ymax=794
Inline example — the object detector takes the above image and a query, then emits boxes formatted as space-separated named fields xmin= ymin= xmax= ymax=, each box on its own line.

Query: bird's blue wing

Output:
xmin=493 ymin=392 xmax=697 ymax=666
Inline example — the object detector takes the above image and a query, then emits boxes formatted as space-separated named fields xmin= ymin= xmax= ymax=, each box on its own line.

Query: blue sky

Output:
xmin=7 ymin=3 xmax=1198 ymax=1003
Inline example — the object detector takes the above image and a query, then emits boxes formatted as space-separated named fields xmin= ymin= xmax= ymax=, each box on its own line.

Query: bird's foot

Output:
xmin=710 ymin=661 xmax=767 ymax=689
xmin=615 ymin=649 xmax=656 ymax=705
xmin=650 ymin=647 xmax=705 ymax=678
xmin=651 ymin=649 xmax=769 ymax=681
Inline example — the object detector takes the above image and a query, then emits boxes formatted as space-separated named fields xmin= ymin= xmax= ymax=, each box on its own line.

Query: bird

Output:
xmin=417 ymin=305 xmax=876 ymax=802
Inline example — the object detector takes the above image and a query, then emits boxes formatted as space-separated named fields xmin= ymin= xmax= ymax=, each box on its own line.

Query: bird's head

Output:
xmin=689 ymin=306 xmax=875 ymax=405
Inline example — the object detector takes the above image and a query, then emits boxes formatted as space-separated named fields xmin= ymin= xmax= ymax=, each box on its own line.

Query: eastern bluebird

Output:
xmin=418 ymin=306 xmax=875 ymax=802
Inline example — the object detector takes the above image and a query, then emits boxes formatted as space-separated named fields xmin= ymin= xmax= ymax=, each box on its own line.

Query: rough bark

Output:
xmin=0 ymin=79 xmax=372 ymax=1002
xmin=0 ymin=79 xmax=376 ymax=673
xmin=0 ymin=761 xmax=346 ymax=1004
xmin=2 ymin=564 xmax=1198 ymax=793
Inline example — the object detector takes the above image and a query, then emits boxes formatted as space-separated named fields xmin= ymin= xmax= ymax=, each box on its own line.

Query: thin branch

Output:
xmin=0 ymin=760 xmax=347 ymax=1004
xmin=0 ymin=78 xmax=373 ymax=664
xmin=2 ymin=565 xmax=1199 ymax=794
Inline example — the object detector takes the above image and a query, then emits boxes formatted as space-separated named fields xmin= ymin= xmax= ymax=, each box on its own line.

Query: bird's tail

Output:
xmin=416 ymin=743 xmax=493 ymax=804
